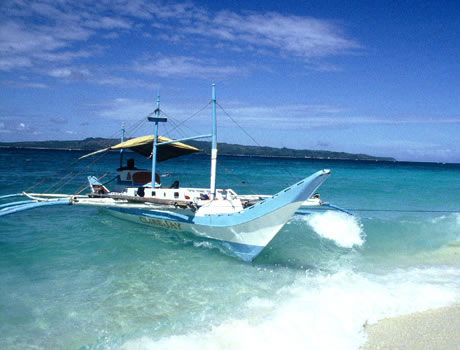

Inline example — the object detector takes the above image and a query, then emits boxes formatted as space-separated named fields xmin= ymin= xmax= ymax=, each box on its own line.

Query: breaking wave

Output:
xmin=303 ymin=211 xmax=365 ymax=248
xmin=119 ymin=267 xmax=459 ymax=350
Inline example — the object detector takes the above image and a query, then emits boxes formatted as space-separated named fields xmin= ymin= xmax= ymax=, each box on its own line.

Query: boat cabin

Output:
xmin=114 ymin=158 xmax=161 ymax=190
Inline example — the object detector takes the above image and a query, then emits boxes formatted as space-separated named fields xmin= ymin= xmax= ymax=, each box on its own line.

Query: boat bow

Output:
xmin=187 ymin=169 xmax=331 ymax=260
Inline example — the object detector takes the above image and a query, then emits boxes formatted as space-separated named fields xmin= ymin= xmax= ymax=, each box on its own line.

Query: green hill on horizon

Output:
xmin=0 ymin=137 xmax=396 ymax=162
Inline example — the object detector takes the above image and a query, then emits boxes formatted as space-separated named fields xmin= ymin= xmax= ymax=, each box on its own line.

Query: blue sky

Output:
xmin=0 ymin=0 xmax=459 ymax=162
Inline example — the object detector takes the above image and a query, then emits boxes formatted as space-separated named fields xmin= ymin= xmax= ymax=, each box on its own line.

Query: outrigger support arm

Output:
xmin=0 ymin=197 xmax=70 ymax=217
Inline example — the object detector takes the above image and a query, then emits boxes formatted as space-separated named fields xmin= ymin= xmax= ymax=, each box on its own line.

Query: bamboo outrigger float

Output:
xmin=0 ymin=85 xmax=341 ymax=261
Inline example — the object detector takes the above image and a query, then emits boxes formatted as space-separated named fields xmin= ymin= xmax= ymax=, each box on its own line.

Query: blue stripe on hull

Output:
xmin=103 ymin=169 xmax=330 ymax=261
xmin=105 ymin=207 xmax=265 ymax=261
xmin=109 ymin=206 xmax=193 ymax=223
xmin=109 ymin=169 xmax=330 ymax=228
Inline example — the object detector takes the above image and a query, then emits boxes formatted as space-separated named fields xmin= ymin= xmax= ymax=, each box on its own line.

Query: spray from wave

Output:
xmin=303 ymin=211 xmax=365 ymax=248
xmin=119 ymin=267 xmax=459 ymax=350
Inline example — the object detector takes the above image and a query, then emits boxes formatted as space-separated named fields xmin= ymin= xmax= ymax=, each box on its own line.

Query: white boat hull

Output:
xmin=104 ymin=169 xmax=330 ymax=261
xmin=106 ymin=201 xmax=302 ymax=261
xmin=1 ymin=170 xmax=330 ymax=261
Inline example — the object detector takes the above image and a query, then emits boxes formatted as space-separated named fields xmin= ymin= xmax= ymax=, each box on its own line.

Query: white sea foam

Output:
xmin=192 ymin=241 xmax=215 ymax=249
xmin=454 ymin=213 xmax=460 ymax=240
xmin=120 ymin=267 xmax=460 ymax=350
xmin=304 ymin=211 xmax=365 ymax=248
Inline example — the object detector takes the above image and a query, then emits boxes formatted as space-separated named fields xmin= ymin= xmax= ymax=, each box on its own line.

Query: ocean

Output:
xmin=0 ymin=149 xmax=459 ymax=349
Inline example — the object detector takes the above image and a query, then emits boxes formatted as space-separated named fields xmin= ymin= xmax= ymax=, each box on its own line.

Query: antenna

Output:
xmin=148 ymin=88 xmax=167 ymax=187
xmin=120 ymin=122 xmax=125 ymax=168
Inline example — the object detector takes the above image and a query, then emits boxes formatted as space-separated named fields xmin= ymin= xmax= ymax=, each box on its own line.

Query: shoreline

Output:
xmin=2 ymin=145 xmax=460 ymax=165
xmin=362 ymin=303 xmax=460 ymax=349
xmin=0 ymin=145 xmax=396 ymax=162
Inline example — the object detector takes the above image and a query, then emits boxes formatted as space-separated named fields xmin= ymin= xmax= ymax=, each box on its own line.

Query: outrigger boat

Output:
xmin=0 ymin=85 xmax=339 ymax=261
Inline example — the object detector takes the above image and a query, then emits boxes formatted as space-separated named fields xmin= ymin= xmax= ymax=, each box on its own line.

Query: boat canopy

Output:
xmin=79 ymin=135 xmax=200 ymax=162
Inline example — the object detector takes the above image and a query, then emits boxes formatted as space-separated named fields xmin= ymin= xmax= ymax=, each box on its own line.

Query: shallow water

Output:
xmin=0 ymin=149 xmax=459 ymax=349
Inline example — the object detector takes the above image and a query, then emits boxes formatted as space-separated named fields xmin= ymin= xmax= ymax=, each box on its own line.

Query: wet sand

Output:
xmin=363 ymin=304 xmax=460 ymax=350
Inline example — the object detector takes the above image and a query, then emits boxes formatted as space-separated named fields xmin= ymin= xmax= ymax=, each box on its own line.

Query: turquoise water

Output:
xmin=1 ymin=149 xmax=459 ymax=349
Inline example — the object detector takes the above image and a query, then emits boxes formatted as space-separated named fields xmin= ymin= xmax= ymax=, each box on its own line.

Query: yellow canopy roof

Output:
xmin=79 ymin=135 xmax=200 ymax=161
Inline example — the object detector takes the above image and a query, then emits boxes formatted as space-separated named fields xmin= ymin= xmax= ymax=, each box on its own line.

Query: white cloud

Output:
xmin=48 ymin=68 xmax=72 ymax=78
xmin=50 ymin=117 xmax=68 ymax=124
xmin=0 ymin=56 xmax=32 ymax=70
xmin=134 ymin=55 xmax=243 ymax=78
xmin=0 ymin=1 xmax=101 ymax=72
xmin=14 ymin=122 xmax=29 ymax=132
xmin=363 ymin=138 xmax=458 ymax=162
xmin=91 ymin=76 xmax=152 ymax=88
xmin=33 ymin=49 xmax=93 ymax=63
xmin=94 ymin=96 xmax=460 ymax=134
xmin=0 ymin=18 xmax=92 ymax=71
xmin=186 ymin=12 xmax=360 ymax=58
xmin=0 ymin=0 xmax=360 ymax=75
xmin=103 ymin=32 xmax=120 ymax=40
xmin=85 ymin=17 xmax=132 ymax=30
xmin=47 ymin=67 xmax=90 ymax=79
xmin=96 ymin=98 xmax=155 ymax=120
xmin=0 ymin=21 xmax=66 ymax=55
xmin=204 ymin=103 xmax=460 ymax=130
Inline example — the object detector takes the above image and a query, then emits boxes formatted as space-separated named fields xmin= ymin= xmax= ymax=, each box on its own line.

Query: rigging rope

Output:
xmin=126 ymin=115 xmax=150 ymax=138
xmin=342 ymin=208 xmax=460 ymax=213
xmin=23 ymin=157 xmax=82 ymax=193
xmin=73 ymin=172 xmax=110 ymax=196
xmin=159 ymin=111 xmax=190 ymax=140
xmin=20 ymin=101 xmax=207 ymax=196
xmin=51 ymin=151 xmax=108 ymax=194
xmin=216 ymin=102 xmax=300 ymax=183
xmin=222 ymin=167 xmax=259 ymax=195
xmin=216 ymin=102 xmax=260 ymax=148
xmin=165 ymin=101 xmax=211 ymax=135
xmin=44 ymin=170 xmax=76 ymax=193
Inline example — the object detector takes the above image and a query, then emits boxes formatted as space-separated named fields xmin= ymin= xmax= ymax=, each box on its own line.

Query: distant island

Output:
xmin=0 ymin=137 xmax=396 ymax=162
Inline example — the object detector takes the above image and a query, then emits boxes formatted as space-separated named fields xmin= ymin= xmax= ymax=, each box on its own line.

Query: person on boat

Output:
xmin=117 ymin=158 xmax=138 ymax=171
xmin=126 ymin=158 xmax=137 ymax=169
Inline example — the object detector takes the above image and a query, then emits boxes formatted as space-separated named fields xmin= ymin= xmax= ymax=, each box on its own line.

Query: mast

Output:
xmin=210 ymin=84 xmax=217 ymax=199
xmin=119 ymin=122 xmax=125 ymax=168
xmin=148 ymin=88 xmax=167 ymax=188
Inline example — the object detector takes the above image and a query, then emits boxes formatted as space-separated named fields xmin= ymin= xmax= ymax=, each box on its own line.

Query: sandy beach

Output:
xmin=363 ymin=303 xmax=460 ymax=350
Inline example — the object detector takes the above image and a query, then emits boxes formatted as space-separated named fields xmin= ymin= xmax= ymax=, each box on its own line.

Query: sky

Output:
xmin=0 ymin=0 xmax=459 ymax=163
